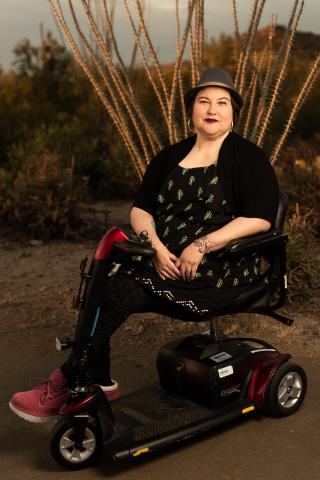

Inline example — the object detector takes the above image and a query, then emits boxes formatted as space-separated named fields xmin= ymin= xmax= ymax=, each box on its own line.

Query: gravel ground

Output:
xmin=0 ymin=200 xmax=319 ymax=479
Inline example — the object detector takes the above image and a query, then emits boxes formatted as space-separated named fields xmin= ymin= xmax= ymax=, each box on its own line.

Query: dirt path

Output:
xmin=0 ymin=201 xmax=319 ymax=479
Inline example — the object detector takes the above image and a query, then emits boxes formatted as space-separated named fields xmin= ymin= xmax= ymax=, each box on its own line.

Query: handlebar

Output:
xmin=113 ymin=239 xmax=156 ymax=257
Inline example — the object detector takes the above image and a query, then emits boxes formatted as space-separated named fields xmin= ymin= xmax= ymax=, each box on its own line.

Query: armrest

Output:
xmin=113 ymin=239 xmax=156 ymax=257
xmin=224 ymin=230 xmax=288 ymax=255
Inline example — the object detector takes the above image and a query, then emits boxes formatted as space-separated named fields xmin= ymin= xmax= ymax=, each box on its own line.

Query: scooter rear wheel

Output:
xmin=50 ymin=416 xmax=102 ymax=470
xmin=265 ymin=362 xmax=307 ymax=417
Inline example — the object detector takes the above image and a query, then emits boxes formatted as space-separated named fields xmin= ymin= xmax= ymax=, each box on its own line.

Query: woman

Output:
xmin=9 ymin=68 xmax=278 ymax=422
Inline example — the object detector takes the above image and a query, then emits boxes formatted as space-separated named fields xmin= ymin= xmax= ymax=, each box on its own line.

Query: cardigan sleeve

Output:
xmin=131 ymin=147 xmax=168 ymax=216
xmin=236 ymin=145 xmax=279 ymax=224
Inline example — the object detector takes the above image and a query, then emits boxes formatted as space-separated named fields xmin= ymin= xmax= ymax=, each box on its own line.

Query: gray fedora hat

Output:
xmin=184 ymin=67 xmax=243 ymax=110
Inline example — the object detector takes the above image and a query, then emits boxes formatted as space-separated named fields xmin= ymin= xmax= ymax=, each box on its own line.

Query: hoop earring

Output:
xmin=230 ymin=120 xmax=234 ymax=131
xmin=188 ymin=118 xmax=195 ymax=133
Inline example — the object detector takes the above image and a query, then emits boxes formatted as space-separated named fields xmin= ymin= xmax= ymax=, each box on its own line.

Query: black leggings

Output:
xmin=61 ymin=272 xmax=170 ymax=385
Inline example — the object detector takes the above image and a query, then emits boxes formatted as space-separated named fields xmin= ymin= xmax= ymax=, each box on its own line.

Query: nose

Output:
xmin=206 ymin=102 xmax=217 ymax=115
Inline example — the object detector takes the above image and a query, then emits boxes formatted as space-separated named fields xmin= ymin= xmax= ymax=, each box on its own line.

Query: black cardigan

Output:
xmin=132 ymin=132 xmax=279 ymax=224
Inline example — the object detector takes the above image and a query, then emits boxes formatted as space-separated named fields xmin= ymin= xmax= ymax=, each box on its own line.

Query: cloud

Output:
xmin=151 ymin=0 xmax=177 ymax=12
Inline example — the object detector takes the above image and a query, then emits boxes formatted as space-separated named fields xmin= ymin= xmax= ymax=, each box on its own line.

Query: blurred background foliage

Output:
xmin=0 ymin=30 xmax=319 ymax=263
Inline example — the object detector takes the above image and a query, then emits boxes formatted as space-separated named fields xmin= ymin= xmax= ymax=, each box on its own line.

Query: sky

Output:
xmin=0 ymin=0 xmax=319 ymax=69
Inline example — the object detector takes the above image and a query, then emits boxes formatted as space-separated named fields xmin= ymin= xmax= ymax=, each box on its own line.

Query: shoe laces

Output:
xmin=29 ymin=377 xmax=67 ymax=403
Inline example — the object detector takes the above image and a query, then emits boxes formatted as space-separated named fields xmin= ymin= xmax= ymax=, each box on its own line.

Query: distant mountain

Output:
xmin=253 ymin=25 xmax=320 ymax=56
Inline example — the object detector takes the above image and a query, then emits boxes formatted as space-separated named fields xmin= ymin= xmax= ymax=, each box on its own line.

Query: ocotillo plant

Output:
xmin=232 ymin=0 xmax=320 ymax=164
xmin=48 ymin=0 xmax=204 ymax=179
xmin=48 ymin=0 xmax=319 ymax=177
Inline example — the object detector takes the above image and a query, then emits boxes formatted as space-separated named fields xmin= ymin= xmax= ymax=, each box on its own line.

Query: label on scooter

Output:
xmin=209 ymin=351 xmax=233 ymax=363
xmin=218 ymin=365 xmax=234 ymax=378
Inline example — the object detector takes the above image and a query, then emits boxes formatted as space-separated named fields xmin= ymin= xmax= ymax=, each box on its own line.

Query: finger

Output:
xmin=166 ymin=272 xmax=178 ymax=280
xmin=161 ymin=261 xmax=180 ymax=278
xmin=154 ymin=257 xmax=180 ymax=276
xmin=186 ymin=268 xmax=193 ymax=282
xmin=156 ymin=264 xmax=177 ymax=280
xmin=162 ymin=266 xmax=179 ymax=280
xmin=181 ymin=264 xmax=194 ymax=282
xmin=178 ymin=263 xmax=185 ymax=281
xmin=168 ymin=260 xmax=181 ymax=277
xmin=180 ymin=265 xmax=189 ymax=282
xmin=154 ymin=261 xmax=167 ymax=271
xmin=155 ymin=267 xmax=166 ymax=280
xmin=189 ymin=266 xmax=197 ymax=281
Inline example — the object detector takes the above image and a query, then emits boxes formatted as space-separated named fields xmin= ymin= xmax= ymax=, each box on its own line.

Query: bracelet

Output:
xmin=193 ymin=236 xmax=212 ymax=254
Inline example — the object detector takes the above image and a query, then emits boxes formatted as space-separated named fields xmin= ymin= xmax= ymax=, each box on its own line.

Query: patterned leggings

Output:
xmin=61 ymin=272 xmax=171 ymax=385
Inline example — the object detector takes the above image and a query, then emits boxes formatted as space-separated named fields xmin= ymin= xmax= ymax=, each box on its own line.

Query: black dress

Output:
xmin=133 ymin=163 xmax=261 ymax=315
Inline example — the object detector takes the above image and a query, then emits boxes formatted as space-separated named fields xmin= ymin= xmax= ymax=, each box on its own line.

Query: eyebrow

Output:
xmin=198 ymin=96 xmax=230 ymax=101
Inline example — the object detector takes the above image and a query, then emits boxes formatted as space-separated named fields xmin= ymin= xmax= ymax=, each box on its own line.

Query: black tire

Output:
xmin=50 ymin=416 xmax=103 ymax=470
xmin=265 ymin=362 xmax=307 ymax=417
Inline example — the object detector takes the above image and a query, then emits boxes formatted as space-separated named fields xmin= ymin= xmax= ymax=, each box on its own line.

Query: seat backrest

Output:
xmin=274 ymin=190 xmax=289 ymax=232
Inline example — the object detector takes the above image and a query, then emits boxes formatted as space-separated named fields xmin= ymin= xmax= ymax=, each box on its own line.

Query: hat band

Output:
xmin=195 ymin=81 xmax=236 ymax=92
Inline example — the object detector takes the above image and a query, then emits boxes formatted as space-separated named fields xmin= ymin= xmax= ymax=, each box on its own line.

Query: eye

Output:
xmin=218 ymin=101 xmax=227 ymax=105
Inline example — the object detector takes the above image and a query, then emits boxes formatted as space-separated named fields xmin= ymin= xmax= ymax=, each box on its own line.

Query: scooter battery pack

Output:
xmin=156 ymin=334 xmax=251 ymax=408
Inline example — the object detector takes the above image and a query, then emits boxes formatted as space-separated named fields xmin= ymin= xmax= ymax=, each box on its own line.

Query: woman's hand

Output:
xmin=176 ymin=243 xmax=204 ymax=281
xmin=153 ymin=244 xmax=181 ymax=280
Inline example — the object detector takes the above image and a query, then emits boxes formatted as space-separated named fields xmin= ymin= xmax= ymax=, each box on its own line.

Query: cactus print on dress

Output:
xmin=134 ymin=162 xmax=261 ymax=313
xmin=151 ymin=163 xmax=260 ymax=288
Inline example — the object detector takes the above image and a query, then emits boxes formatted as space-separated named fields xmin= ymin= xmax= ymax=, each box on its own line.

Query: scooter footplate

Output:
xmin=105 ymin=385 xmax=253 ymax=460
xmin=133 ymin=404 xmax=211 ymax=442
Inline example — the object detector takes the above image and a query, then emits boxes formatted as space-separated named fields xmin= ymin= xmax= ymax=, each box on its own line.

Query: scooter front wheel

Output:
xmin=50 ymin=416 xmax=102 ymax=470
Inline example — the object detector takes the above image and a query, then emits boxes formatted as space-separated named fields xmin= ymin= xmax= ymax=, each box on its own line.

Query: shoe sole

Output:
xmin=9 ymin=390 xmax=120 ymax=423
xmin=102 ymin=389 xmax=120 ymax=402
xmin=9 ymin=401 xmax=60 ymax=423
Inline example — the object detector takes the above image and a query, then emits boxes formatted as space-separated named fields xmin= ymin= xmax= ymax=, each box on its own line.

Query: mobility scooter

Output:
xmin=50 ymin=191 xmax=307 ymax=469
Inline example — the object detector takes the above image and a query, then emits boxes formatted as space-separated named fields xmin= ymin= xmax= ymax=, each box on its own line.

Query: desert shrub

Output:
xmin=0 ymin=152 xmax=87 ymax=239
xmin=278 ymin=141 xmax=320 ymax=305
xmin=285 ymin=204 xmax=320 ymax=305
xmin=277 ymin=140 xmax=320 ymax=231
xmin=96 ymin=137 xmax=139 ymax=199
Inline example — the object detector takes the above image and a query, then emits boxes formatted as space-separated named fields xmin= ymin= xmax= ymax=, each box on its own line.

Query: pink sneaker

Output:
xmin=9 ymin=369 xmax=120 ymax=423
xmin=100 ymin=382 xmax=120 ymax=402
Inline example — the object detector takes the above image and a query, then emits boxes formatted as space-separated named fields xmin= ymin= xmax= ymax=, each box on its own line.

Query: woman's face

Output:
xmin=192 ymin=87 xmax=233 ymax=139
